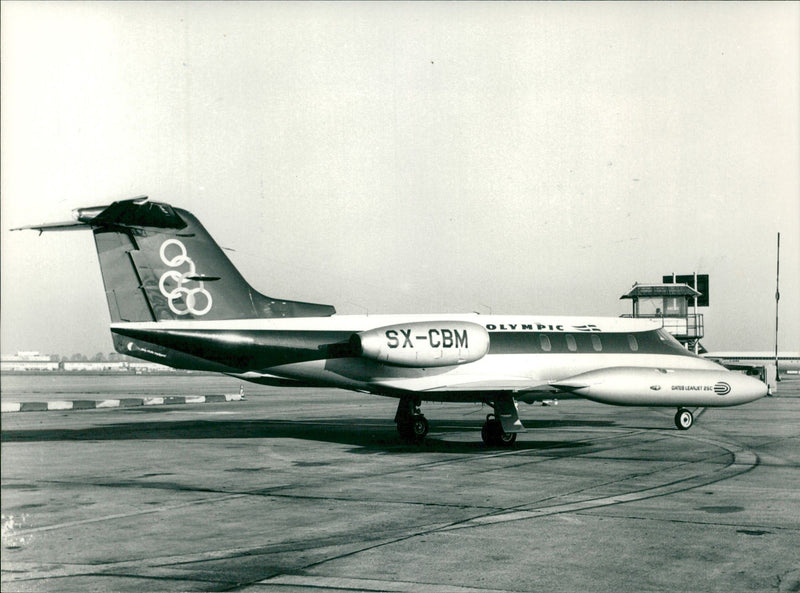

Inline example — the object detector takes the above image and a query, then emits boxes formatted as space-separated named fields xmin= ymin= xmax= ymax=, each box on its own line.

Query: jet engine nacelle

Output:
xmin=551 ymin=366 xmax=768 ymax=407
xmin=352 ymin=321 xmax=490 ymax=368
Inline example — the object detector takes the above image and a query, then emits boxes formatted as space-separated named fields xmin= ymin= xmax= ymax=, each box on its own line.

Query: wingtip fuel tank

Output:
xmin=551 ymin=366 xmax=768 ymax=407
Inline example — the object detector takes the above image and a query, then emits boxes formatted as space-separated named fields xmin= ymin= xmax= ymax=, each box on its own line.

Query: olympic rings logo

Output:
xmin=158 ymin=239 xmax=213 ymax=316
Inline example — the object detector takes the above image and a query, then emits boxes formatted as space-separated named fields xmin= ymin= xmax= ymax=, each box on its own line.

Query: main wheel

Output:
xmin=481 ymin=416 xmax=517 ymax=448
xmin=497 ymin=429 xmax=517 ymax=447
xmin=397 ymin=414 xmax=428 ymax=442
xmin=411 ymin=414 xmax=429 ymax=438
xmin=675 ymin=408 xmax=693 ymax=430
xmin=481 ymin=420 xmax=496 ymax=446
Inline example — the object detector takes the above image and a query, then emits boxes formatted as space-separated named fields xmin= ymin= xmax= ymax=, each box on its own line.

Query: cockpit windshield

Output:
xmin=655 ymin=328 xmax=695 ymax=356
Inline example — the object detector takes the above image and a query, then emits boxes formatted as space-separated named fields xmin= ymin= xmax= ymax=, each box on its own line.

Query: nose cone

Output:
xmin=728 ymin=372 xmax=769 ymax=404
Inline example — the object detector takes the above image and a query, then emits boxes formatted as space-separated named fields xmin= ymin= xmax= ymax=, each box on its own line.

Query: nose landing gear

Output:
xmin=675 ymin=408 xmax=694 ymax=430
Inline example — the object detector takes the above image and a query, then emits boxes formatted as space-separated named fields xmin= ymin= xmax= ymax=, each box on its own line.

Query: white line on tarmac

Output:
xmin=11 ymin=491 xmax=257 ymax=537
xmin=436 ymin=431 xmax=758 ymax=531
xmin=253 ymin=574 xmax=519 ymax=593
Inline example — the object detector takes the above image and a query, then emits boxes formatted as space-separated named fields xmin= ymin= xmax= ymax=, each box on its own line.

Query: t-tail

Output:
xmin=16 ymin=196 xmax=336 ymax=324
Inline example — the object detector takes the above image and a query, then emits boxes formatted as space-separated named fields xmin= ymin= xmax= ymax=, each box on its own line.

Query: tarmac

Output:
xmin=2 ymin=375 xmax=799 ymax=592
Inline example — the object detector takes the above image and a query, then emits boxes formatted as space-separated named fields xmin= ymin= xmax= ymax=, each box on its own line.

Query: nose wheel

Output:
xmin=675 ymin=408 xmax=694 ymax=430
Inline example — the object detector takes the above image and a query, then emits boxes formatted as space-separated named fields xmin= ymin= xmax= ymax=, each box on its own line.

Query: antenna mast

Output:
xmin=775 ymin=232 xmax=781 ymax=381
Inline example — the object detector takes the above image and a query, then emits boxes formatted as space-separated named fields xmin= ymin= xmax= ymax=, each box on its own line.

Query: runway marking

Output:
xmin=436 ymin=431 xmax=758 ymax=531
xmin=174 ymin=410 xmax=240 ymax=415
xmin=9 ymin=491 xmax=260 ymax=537
xmin=256 ymin=574 xmax=520 ymax=592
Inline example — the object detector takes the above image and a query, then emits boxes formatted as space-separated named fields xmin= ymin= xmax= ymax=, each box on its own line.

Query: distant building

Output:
xmin=1 ymin=351 xmax=175 ymax=373
xmin=61 ymin=360 xmax=129 ymax=372
xmin=1 ymin=351 xmax=59 ymax=372
xmin=127 ymin=360 xmax=175 ymax=373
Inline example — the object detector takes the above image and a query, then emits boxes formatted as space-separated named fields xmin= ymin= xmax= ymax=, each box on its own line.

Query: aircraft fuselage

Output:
xmin=110 ymin=314 xmax=764 ymax=408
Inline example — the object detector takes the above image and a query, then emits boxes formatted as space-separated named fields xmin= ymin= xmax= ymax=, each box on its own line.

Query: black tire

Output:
xmin=397 ymin=421 xmax=414 ymax=442
xmin=481 ymin=417 xmax=517 ymax=447
xmin=675 ymin=408 xmax=693 ymax=430
xmin=481 ymin=421 xmax=497 ymax=446
xmin=397 ymin=415 xmax=428 ymax=443
xmin=411 ymin=415 xmax=429 ymax=438
xmin=497 ymin=430 xmax=517 ymax=447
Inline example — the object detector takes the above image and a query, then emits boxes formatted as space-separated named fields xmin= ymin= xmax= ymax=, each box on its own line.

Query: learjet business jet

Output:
xmin=17 ymin=198 xmax=768 ymax=446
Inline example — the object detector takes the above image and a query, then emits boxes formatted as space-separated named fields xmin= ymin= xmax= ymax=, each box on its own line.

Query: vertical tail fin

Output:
xmin=18 ymin=197 xmax=336 ymax=322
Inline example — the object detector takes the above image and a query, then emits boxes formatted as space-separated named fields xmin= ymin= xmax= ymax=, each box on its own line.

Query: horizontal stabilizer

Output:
xmin=82 ymin=197 xmax=187 ymax=229
xmin=12 ymin=220 xmax=87 ymax=233
xmin=11 ymin=197 xmax=185 ymax=232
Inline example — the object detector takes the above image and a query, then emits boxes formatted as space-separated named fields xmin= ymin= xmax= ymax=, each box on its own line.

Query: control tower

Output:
xmin=620 ymin=283 xmax=705 ymax=352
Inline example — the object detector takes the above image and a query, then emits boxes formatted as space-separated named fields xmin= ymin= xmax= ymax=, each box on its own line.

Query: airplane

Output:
xmin=702 ymin=352 xmax=800 ymax=376
xmin=14 ymin=197 xmax=769 ymax=446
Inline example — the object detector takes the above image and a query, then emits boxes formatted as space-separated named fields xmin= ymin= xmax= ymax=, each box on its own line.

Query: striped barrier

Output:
xmin=1 ymin=393 xmax=245 ymax=413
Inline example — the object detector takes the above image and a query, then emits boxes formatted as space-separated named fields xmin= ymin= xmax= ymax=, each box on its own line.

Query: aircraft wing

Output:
xmin=424 ymin=379 xmax=553 ymax=392
xmin=369 ymin=376 xmax=547 ymax=393
xmin=230 ymin=371 xmax=331 ymax=388
xmin=368 ymin=376 xmax=564 ymax=403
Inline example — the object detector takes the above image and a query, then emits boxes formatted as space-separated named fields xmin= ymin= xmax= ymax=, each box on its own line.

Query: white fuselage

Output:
xmin=113 ymin=313 xmax=739 ymax=404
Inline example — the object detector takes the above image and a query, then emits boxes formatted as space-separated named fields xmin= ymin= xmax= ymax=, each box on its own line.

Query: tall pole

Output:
xmin=775 ymin=232 xmax=781 ymax=380
xmin=691 ymin=271 xmax=697 ymax=353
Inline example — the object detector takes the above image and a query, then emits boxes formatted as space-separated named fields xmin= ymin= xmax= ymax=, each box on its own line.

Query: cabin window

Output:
xmin=539 ymin=334 xmax=552 ymax=352
xmin=591 ymin=335 xmax=602 ymax=352
xmin=627 ymin=334 xmax=639 ymax=351
xmin=566 ymin=334 xmax=577 ymax=352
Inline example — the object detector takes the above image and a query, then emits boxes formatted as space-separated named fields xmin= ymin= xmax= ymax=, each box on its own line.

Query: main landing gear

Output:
xmin=674 ymin=408 xmax=694 ymax=430
xmin=395 ymin=397 xmax=429 ymax=442
xmin=394 ymin=395 xmax=522 ymax=447
xmin=481 ymin=414 xmax=517 ymax=447
xmin=481 ymin=395 xmax=522 ymax=447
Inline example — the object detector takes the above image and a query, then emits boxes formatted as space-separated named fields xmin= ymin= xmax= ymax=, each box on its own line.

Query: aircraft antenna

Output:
xmin=774 ymin=232 xmax=781 ymax=381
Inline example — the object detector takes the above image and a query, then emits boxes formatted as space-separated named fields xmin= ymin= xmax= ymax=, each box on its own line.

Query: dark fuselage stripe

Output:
xmin=115 ymin=327 xmax=697 ymax=372
xmin=487 ymin=331 xmax=695 ymax=357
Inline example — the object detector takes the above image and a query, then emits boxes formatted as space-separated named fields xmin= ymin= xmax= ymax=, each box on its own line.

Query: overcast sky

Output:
xmin=2 ymin=1 xmax=798 ymax=356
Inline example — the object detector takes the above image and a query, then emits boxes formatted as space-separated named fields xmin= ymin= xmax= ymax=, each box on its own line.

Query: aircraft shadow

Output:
xmin=0 ymin=415 xmax=613 ymax=454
